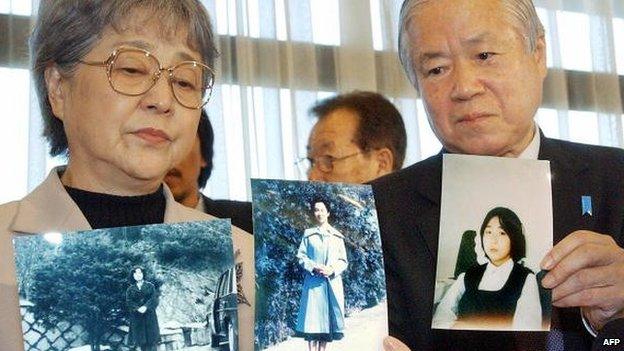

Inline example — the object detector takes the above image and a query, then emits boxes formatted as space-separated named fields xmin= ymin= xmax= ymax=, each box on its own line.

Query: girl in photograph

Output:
xmin=295 ymin=198 xmax=348 ymax=351
xmin=126 ymin=267 xmax=160 ymax=351
xmin=433 ymin=207 xmax=542 ymax=330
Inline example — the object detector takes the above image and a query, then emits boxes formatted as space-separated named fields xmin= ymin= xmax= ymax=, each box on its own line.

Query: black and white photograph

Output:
xmin=251 ymin=179 xmax=387 ymax=351
xmin=12 ymin=219 xmax=238 ymax=351
xmin=432 ymin=154 xmax=553 ymax=331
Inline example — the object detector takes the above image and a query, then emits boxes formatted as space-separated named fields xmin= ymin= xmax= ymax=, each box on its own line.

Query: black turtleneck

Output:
xmin=64 ymin=185 xmax=166 ymax=229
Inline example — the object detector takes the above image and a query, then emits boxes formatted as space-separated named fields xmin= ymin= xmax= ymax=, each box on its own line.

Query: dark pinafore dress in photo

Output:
xmin=457 ymin=263 xmax=532 ymax=326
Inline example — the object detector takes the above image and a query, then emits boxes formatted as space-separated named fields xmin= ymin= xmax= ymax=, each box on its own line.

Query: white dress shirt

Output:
xmin=517 ymin=124 xmax=541 ymax=160
xmin=432 ymin=258 xmax=542 ymax=330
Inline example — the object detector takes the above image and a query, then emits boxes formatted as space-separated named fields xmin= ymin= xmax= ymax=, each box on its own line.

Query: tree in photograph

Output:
xmin=13 ymin=236 xmax=55 ymax=296
xmin=27 ymin=231 xmax=153 ymax=351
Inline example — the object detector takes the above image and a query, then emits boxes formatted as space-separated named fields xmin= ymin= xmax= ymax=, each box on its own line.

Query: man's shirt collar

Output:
xmin=518 ymin=123 xmax=540 ymax=160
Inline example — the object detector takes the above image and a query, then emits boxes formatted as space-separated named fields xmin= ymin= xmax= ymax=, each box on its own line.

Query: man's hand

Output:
xmin=383 ymin=336 xmax=411 ymax=351
xmin=541 ymin=230 xmax=624 ymax=330
xmin=137 ymin=306 xmax=147 ymax=314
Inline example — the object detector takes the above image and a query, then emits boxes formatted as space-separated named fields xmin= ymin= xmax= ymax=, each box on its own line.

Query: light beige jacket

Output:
xmin=0 ymin=169 xmax=255 ymax=351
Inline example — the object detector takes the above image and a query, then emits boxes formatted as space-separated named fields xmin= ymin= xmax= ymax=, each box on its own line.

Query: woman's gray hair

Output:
xmin=31 ymin=0 xmax=219 ymax=157
xmin=398 ymin=0 xmax=545 ymax=88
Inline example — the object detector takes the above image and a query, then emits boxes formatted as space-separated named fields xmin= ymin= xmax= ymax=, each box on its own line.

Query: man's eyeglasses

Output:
xmin=296 ymin=152 xmax=362 ymax=174
xmin=79 ymin=47 xmax=215 ymax=109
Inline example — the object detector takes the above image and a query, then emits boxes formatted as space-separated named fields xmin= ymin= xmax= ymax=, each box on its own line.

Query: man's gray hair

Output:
xmin=398 ymin=0 xmax=545 ymax=87
xmin=31 ymin=0 xmax=218 ymax=157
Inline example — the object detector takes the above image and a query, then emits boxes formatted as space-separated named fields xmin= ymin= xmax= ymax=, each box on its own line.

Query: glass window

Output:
xmin=568 ymin=110 xmax=599 ymax=145
xmin=221 ymin=84 xmax=248 ymax=200
xmin=292 ymin=90 xmax=318 ymax=178
xmin=46 ymin=155 xmax=67 ymax=176
xmin=246 ymin=87 xmax=260 ymax=177
xmin=215 ymin=0 xmax=237 ymax=36
xmin=0 ymin=68 xmax=30 ymax=204
xmin=370 ymin=0 xmax=383 ymax=51
xmin=274 ymin=0 xmax=288 ymax=41
xmin=310 ymin=0 xmax=340 ymax=45
xmin=0 ymin=0 xmax=10 ymax=14
xmin=0 ymin=0 xmax=32 ymax=15
xmin=536 ymin=7 xmax=554 ymax=68
xmin=279 ymin=89 xmax=296 ymax=179
xmin=395 ymin=98 xmax=418 ymax=167
xmin=622 ymin=115 xmax=624 ymax=144
xmin=247 ymin=0 xmax=260 ymax=38
xmin=613 ymin=18 xmax=624 ymax=75
xmin=557 ymin=11 xmax=592 ymax=72
xmin=316 ymin=91 xmax=335 ymax=101
xmin=535 ymin=108 xmax=560 ymax=139
xmin=416 ymin=99 xmax=442 ymax=159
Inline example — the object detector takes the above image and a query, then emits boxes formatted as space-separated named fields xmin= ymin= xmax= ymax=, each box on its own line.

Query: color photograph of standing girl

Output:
xmin=252 ymin=179 xmax=387 ymax=351
xmin=295 ymin=198 xmax=347 ymax=351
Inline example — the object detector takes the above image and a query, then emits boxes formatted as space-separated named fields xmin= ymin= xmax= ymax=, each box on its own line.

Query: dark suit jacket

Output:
xmin=202 ymin=195 xmax=254 ymax=234
xmin=372 ymin=135 xmax=624 ymax=351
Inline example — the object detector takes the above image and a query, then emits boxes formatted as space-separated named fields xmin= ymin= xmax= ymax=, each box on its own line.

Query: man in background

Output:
xmin=165 ymin=111 xmax=253 ymax=234
xmin=304 ymin=91 xmax=407 ymax=184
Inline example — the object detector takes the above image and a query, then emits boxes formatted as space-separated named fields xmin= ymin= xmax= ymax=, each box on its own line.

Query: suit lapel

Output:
xmin=10 ymin=168 xmax=91 ymax=235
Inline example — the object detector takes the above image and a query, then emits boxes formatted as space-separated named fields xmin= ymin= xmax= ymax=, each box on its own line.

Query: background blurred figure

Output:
xmin=165 ymin=111 xmax=253 ymax=233
xmin=304 ymin=91 xmax=407 ymax=184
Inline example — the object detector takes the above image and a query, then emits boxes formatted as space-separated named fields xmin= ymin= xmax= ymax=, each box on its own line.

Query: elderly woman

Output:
xmin=0 ymin=1 xmax=254 ymax=350
xmin=295 ymin=198 xmax=348 ymax=351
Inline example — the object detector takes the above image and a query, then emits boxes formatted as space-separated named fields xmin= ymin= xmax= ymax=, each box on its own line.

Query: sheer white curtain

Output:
xmin=534 ymin=0 xmax=624 ymax=146
xmin=1 ymin=0 xmax=624 ymax=204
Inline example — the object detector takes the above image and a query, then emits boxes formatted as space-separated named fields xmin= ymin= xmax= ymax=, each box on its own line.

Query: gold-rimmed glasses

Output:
xmin=79 ymin=47 xmax=215 ymax=109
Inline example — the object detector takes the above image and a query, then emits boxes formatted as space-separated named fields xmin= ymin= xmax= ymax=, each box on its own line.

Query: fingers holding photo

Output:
xmin=383 ymin=336 xmax=411 ymax=351
xmin=541 ymin=230 xmax=624 ymax=329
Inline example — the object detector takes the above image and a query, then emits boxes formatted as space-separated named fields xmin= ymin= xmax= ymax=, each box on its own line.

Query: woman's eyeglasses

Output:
xmin=79 ymin=47 xmax=215 ymax=109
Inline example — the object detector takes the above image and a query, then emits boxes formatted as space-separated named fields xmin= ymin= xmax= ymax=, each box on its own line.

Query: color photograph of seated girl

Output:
xmin=433 ymin=207 xmax=550 ymax=331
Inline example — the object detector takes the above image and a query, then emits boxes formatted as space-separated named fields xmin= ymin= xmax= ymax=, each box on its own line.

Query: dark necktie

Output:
xmin=547 ymin=329 xmax=565 ymax=351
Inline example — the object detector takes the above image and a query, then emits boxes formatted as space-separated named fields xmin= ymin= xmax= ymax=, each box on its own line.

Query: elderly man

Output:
xmin=375 ymin=1 xmax=624 ymax=350
xmin=165 ymin=111 xmax=253 ymax=233
xmin=305 ymin=91 xmax=407 ymax=184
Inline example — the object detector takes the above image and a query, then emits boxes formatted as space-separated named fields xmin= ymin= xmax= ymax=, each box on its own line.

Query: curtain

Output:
xmin=1 ymin=0 xmax=623 ymax=204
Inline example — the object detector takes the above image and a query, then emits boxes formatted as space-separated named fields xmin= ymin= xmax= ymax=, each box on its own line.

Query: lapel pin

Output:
xmin=581 ymin=195 xmax=592 ymax=216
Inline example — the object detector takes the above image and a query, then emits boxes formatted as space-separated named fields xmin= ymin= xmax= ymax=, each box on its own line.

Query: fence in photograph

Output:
xmin=21 ymin=301 xmax=213 ymax=351
xmin=21 ymin=300 xmax=128 ymax=351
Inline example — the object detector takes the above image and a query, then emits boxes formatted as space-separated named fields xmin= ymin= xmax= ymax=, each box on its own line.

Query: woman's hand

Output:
xmin=313 ymin=265 xmax=334 ymax=277
xmin=383 ymin=336 xmax=411 ymax=351
xmin=137 ymin=306 xmax=147 ymax=314
xmin=321 ymin=265 xmax=334 ymax=277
